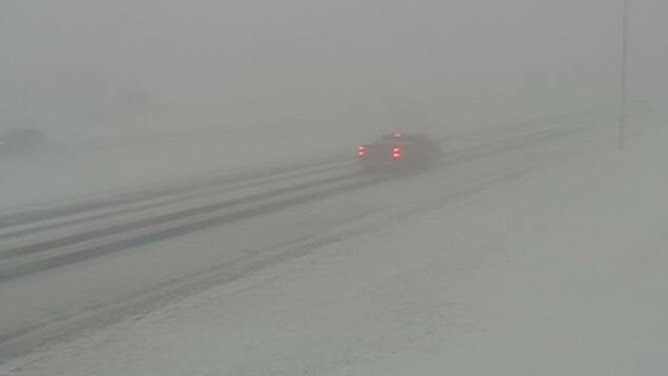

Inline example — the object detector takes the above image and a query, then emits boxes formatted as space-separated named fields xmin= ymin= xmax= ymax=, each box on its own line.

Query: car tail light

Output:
xmin=390 ymin=146 xmax=402 ymax=160
xmin=357 ymin=145 xmax=366 ymax=157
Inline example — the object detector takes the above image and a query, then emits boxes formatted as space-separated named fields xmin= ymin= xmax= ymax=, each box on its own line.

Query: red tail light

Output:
xmin=390 ymin=146 xmax=402 ymax=160
xmin=357 ymin=145 xmax=366 ymax=157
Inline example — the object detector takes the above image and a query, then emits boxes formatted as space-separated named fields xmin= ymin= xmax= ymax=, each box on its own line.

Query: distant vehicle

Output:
xmin=357 ymin=132 xmax=443 ymax=172
xmin=0 ymin=128 xmax=47 ymax=155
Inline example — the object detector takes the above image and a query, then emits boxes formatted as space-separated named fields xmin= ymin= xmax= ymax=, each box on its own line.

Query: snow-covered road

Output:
xmin=0 ymin=116 xmax=603 ymax=360
xmin=2 ymin=113 xmax=666 ymax=375
xmin=1 ymin=115 xmax=666 ymax=375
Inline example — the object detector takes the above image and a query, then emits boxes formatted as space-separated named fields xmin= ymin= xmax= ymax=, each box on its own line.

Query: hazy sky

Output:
xmin=1 ymin=0 xmax=666 ymax=137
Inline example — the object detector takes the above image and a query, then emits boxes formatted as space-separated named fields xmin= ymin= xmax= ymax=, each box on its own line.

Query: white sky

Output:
xmin=1 ymin=0 xmax=666 ymax=136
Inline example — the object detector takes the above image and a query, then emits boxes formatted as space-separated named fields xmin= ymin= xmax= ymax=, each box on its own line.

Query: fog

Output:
xmin=3 ymin=0 xmax=666 ymax=143
xmin=3 ymin=0 xmax=668 ymax=209
xmin=2 ymin=1 xmax=668 ymax=371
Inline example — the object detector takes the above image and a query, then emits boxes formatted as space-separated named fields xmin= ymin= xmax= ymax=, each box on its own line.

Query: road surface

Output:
xmin=0 ymin=116 xmax=608 ymax=360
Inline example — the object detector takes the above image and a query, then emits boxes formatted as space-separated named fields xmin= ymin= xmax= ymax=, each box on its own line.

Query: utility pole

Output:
xmin=618 ymin=0 xmax=630 ymax=149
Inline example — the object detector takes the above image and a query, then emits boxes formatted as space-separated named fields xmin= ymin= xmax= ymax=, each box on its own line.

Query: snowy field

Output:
xmin=1 ymin=116 xmax=665 ymax=375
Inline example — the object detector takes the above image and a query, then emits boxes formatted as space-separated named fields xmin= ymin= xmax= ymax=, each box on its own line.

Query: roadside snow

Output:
xmin=2 ymin=122 xmax=667 ymax=375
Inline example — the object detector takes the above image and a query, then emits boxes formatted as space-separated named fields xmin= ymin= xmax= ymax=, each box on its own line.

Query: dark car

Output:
xmin=0 ymin=128 xmax=47 ymax=155
xmin=357 ymin=132 xmax=442 ymax=172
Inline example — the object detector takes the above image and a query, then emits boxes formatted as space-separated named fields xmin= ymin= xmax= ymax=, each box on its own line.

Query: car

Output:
xmin=357 ymin=132 xmax=442 ymax=172
xmin=0 ymin=128 xmax=47 ymax=155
